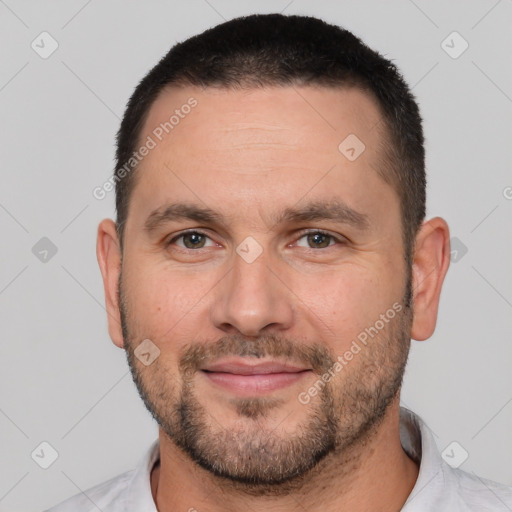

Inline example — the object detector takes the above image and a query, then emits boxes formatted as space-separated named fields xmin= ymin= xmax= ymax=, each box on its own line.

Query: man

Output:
xmin=48 ymin=13 xmax=512 ymax=512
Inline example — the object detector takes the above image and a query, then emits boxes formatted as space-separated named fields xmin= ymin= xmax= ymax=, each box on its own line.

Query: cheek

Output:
xmin=124 ymin=260 xmax=214 ymax=343
xmin=294 ymin=266 xmax=399 ymax=348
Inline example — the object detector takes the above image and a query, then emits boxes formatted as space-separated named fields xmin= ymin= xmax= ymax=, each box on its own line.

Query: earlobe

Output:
xmin=96 ymin=219 xmax=125 ymax=348
xmin=410 ymin=217 xmax=451 ymax=341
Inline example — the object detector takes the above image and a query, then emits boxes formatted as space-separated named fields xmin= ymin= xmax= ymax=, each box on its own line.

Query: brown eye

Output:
xmin=168 ymin=231 xmax=214 ymax=249
xmin=182 ymin=232 xmax=206 ymax=249
xmin=306 ymin=232 xmax=332 ymax=249
xmin=295 ymin=230 xmax=340 ymax=249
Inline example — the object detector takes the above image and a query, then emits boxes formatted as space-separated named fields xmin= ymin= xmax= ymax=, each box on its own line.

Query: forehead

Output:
xmin=143 ymin=84 xmax=384 ymax=151
xmin=128 ymin=84 xmax=397 ymax=232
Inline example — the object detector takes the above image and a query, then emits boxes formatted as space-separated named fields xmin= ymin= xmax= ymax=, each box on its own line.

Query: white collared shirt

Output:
xmin=46 ymin=407 xmax=512 ymax=511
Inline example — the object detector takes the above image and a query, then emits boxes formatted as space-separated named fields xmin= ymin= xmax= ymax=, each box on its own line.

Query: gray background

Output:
xmin=0 ymin=0 xmax=511 ymax=510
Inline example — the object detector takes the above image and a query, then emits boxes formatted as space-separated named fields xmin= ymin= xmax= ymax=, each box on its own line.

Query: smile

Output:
xmin=200 ymin=359 xmax=312 ymax=394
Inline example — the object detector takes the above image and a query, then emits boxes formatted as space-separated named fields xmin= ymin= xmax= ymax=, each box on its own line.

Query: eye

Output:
xmin=167 ymin=230 xmax=216 ymax=250
xmin=294 ymin=230 xmax=344 ymax=249
xmin=166 ymin=229 xmax=345 ymax=252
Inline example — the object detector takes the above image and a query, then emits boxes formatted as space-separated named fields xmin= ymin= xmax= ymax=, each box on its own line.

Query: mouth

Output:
xmin=199 ymin=358 xmax=312 ymax=394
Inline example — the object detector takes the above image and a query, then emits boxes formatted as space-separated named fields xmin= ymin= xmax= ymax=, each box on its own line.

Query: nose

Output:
xmin=210 ymin=244 xmax=295 ymax=337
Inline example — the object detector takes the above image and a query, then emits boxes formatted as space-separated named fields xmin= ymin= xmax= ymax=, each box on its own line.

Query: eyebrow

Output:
xmin=144 ymin=200 xmax=370 ymax=234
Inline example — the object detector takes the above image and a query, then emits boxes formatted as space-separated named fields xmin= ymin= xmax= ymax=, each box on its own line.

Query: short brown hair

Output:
xmin=114 ymin=13 xmax=426 ymax=266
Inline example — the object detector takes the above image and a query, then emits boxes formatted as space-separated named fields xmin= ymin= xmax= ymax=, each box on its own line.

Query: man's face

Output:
xmin=118 ymin=85 xmax=412 ymax=489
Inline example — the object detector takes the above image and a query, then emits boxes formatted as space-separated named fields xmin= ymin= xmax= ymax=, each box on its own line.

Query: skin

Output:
xmin=97 ymin=85 xmax=451 ymax=512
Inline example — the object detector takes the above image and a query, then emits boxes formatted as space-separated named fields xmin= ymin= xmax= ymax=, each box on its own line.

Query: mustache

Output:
xmin=178 ymin=333 xmax=336 ymax=376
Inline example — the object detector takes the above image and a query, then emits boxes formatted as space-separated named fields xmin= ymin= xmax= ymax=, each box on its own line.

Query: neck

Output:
xmin=151 ymin=400 xmax=419 ymax=512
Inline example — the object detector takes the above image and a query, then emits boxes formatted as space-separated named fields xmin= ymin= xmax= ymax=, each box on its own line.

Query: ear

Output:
xmin=410 ymin=217 xmax=451 ymax=341
xmin=96 ymin=218 xmax=124 ymax=348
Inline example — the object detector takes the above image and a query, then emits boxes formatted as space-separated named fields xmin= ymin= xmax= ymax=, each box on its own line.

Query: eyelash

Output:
xmin=166 ymin=229 xmax=346 ymax=251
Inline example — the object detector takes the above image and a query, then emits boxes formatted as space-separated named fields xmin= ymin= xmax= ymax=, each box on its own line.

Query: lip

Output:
xmin=202 ymin=359 xmax=308 ymax=375
xmin=200 ymin=358 xmax=312 ymax=394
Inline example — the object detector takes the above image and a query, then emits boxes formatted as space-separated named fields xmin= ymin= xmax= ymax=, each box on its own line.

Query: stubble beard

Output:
xmin=119 ymin=274 xmax=413 ymax=495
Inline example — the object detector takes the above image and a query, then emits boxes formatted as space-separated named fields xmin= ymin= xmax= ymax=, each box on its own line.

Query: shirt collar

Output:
xmin=399 ymin=406 xmax=449 ymax=510
xmin=126 ymin=438 xmax=160 ymax=512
